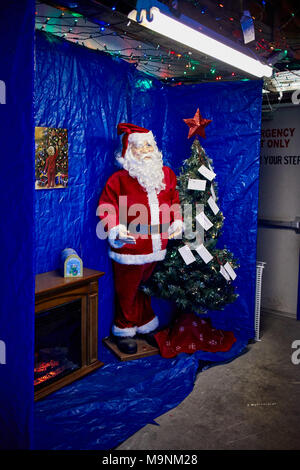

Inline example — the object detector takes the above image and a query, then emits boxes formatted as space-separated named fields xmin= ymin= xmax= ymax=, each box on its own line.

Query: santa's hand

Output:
xmin=169 ymin=227 xmax=182 ymax=239
xmin=108 ymin=224 xmax=136 ymax=248
xmin=117 ymin=226 xmax=136 ymax=244
xmin=168 ymin=220 xmax=184 ymax=240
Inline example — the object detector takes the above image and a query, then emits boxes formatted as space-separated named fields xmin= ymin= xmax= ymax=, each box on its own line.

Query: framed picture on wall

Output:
xmin=35 ymin=127 xmax=68 ymax=189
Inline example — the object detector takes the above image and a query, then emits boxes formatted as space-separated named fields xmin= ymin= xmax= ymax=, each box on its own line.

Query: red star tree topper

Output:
xmin=183 ymin=108 xmax=212 ymax=139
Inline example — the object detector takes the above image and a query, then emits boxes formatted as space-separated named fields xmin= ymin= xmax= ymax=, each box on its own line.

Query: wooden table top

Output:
xmin=35 ymin=268 xmax=105 ymax=296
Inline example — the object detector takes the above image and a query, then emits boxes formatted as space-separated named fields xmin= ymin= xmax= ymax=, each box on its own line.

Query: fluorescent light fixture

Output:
xmin=128 ymin=7 xmax=273 ymax=78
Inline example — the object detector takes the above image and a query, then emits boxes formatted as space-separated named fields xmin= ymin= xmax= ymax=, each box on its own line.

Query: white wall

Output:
xmin=257 ymin=104 xmax=300 ymax=317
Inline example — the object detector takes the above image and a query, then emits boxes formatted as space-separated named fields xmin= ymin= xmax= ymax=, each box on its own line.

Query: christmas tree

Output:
xmin=144 ymin=121 xmax=239 ymax=315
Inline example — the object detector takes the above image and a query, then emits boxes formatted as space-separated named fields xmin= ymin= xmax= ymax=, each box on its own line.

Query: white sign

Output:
xmin=196 ymin=211 xmax=213 ymax=231
xmin=198 ymin=165 xmax=216 ymax=181
xmin=188 ymin=178 xmax=206 ymax=191
xmin=195 ymin=244 xmax=213 ymax=264
xmin=210 ymin=184 xmax=216 ymax=201
xmin=224 ymin=261 xmax=237 ymax=280
xmin=178 ymin=245 xmax=196 ymax=265
xmin=220 ymin=265 xmax=231 ymax=281
xmin=207 ymin=196 xmax=220 ymax=215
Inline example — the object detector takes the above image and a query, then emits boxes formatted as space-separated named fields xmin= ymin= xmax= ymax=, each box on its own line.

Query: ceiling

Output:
xmin=35 ymin=0 xmax=300 ymax=91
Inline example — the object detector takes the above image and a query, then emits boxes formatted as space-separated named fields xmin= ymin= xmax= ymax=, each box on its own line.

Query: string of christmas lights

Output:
xmin=35 ymin=1 xmax=299 ymax=84
xmin=36 ymin=12 xmax=234 ymax=81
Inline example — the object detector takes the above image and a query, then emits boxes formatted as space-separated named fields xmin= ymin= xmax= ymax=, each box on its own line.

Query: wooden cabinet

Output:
xmin=35 ymin=268 xmax=104 ymax=401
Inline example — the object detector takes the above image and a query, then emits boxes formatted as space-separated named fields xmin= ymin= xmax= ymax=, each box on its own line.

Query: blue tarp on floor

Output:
xmin=34 ymin=333 xmax=248 ymax=450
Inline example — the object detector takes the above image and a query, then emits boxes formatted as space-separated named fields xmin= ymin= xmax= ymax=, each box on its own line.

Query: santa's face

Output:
xmin=131 ymin=141 xmax=154 ymax=161
xmin=119 ymin=135 xmax=165 ymax=193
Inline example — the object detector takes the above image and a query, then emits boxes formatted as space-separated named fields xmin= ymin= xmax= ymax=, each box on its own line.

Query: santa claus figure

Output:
xmin=98 ymin=123 xmax=183 ymax=354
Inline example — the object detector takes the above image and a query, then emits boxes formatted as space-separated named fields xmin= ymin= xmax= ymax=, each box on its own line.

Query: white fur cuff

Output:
xmin=136 ymin=316 xmax=159 ymax=334
xmin=112 ymin=324 xmax=137 ymax=338
xmin=109 ymin=249 xmax=167 ymax=265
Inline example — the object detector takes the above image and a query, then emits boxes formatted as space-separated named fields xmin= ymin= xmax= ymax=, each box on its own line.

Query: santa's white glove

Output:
xmin=168 ymin=220 xmax=185 ymax=240
xmin=108 ymin=224 xmax=136 ymax=248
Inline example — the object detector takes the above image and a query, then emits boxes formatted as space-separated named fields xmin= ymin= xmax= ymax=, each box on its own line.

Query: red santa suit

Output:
xmin=98 ymin=124 xmax=183 ymax=338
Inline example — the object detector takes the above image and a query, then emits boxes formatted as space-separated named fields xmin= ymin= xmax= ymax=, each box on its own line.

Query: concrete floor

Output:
xmin=117 ymin=312 xmax=300 ymax=450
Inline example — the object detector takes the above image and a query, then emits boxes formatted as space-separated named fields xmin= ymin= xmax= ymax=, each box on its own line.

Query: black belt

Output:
xmin=129 ymin=223 xmax=170 ymax=235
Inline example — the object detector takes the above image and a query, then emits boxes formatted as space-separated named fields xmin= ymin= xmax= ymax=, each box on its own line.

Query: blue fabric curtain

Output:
xmin=0 ymin=1 xmax=35 ymax=449
xmin=35 ymin=31 xmax=262 ymax=342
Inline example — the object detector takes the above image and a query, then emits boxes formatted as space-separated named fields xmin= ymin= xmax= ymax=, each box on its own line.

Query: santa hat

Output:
xmin=117 ymin=123 xmax=153 ymax=158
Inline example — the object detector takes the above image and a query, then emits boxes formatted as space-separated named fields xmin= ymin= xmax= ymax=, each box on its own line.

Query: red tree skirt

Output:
xmin=154 ymin=313 xmax=237 ymax=359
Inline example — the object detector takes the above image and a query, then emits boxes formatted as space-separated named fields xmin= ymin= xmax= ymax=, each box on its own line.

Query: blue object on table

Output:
xmin=61 ymin=248 xmax=83 ymax=277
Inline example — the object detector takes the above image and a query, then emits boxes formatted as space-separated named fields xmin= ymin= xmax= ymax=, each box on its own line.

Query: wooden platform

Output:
xmin=103 ymin=336 xmax=159 ymax=361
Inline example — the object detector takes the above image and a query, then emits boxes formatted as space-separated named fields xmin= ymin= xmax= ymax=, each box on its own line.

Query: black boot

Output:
xmin=113 ymin=336 xmax=137 ymax=354
xmin=138 ymin=330 xmax=158 ymax=348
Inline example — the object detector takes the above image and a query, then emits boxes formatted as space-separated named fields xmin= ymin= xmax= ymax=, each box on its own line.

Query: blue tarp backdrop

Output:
xmin=0 ymin=0 xmax=35 ymax=450
xmin=35 ymin=31 xmax=262 ymax=341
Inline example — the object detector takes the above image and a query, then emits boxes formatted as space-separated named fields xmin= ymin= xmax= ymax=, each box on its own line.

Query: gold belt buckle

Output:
xmin=148 ymin=224 xmax=160 ymax=235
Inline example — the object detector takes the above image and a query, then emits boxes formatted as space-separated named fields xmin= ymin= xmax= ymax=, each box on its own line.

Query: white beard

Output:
xmin=117 ymin=148 xmax=165 ymax=193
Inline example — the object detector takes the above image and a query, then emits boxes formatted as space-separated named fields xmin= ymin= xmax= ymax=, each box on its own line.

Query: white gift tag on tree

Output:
xmin=207 ymin=160 xmax=214 ymax=172
xmin=188 ymin=178 xmax=207 ymax=191
xmin=196 ymin=211 xmax=213 ymax=231
xmin=224 ymin=262 xmax=237 ymax=280
xmin=198 ymin=165 xmax=216 ymax=181
xmin=207 ymin=196 xmax=220 ymax=215
xmin=195 ymin=244 xmax=213 ymax=264
xmin=210 ymin=184 xmax=216 ymax=201
xmin=178 ymin=245 xmax=196 ymax=265
xmin=220 ymin=265 xmax=231 ymax=281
